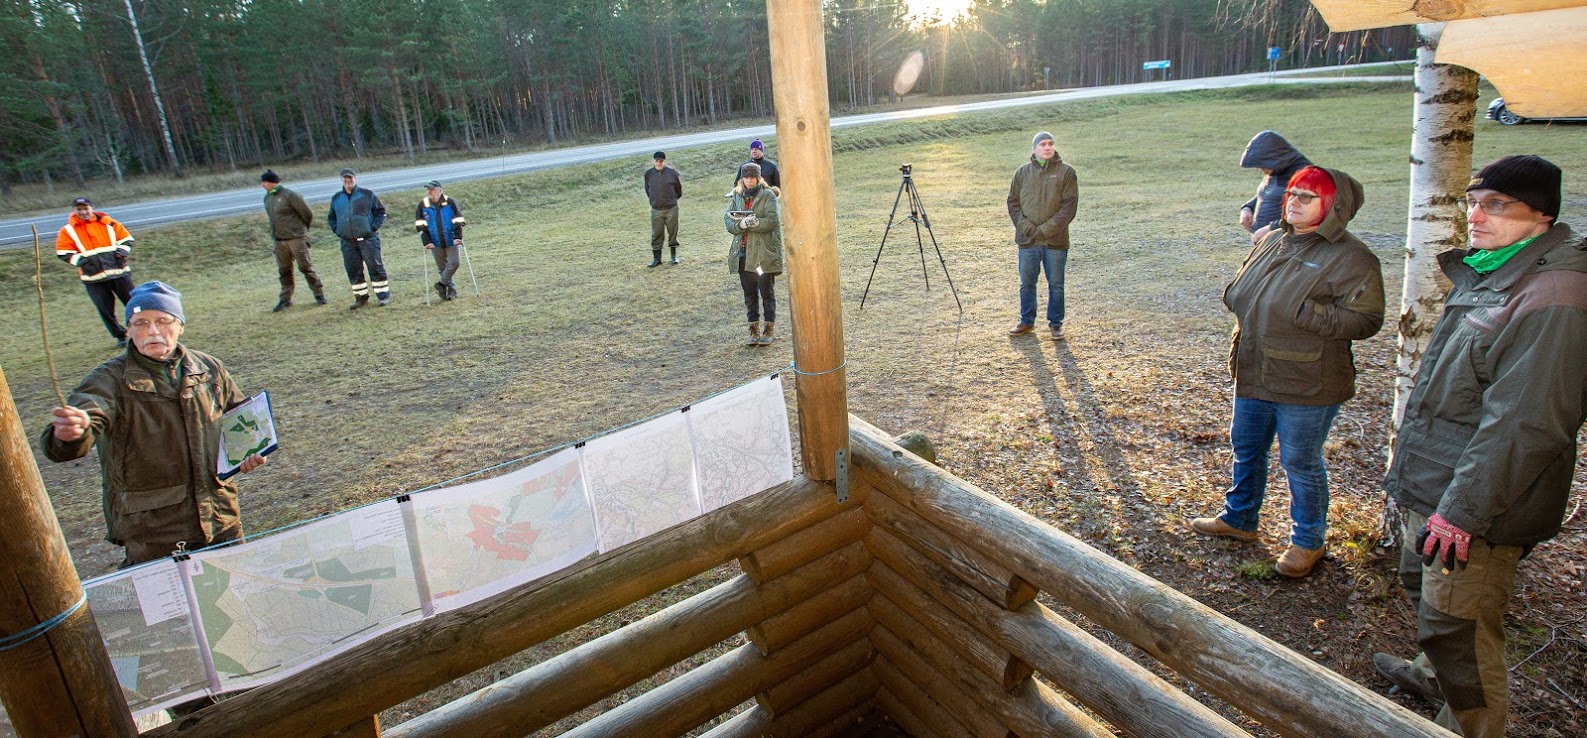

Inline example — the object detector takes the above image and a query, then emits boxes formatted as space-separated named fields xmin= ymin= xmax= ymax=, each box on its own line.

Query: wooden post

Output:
xmin=0 ymin=368 xmax=137 ymax=737
xmin=766 ymin=0 xmax=848 ymax=481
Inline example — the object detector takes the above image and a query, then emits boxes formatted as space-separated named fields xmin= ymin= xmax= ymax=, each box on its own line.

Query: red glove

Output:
xmin=1416 ymin=513 xmax=1472 ymax=571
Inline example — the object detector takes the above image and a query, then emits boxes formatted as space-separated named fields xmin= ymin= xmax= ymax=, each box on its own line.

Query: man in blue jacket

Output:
xmin=414 ymin=180 xmax=466 ymax=301
xmin=1238 ymin=131 xmax=1310 ymax=243
xmin=327 ymin=168 xmax=390 ymax=309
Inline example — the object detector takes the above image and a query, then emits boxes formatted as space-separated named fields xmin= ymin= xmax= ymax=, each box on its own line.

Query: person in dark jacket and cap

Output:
xmin=1372 ymin=155 xmax=1587 ymax=738
xmin=1239 ymin=131 xmax=1311 ymax=243
xmin=1191 ymin=165 xmax=1385 ymax=579
xmin=42 ymin=281 xmax=268 ymax=567
xmin=260 ymin=170 xmax=327 ymax=312
xmin=732 ymin=139 xmax=780 ymax=195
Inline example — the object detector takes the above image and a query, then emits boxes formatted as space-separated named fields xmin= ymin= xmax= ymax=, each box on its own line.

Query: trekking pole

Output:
xmin=421 ymin=247 xmax=432 ymax=307
xmin=461 ymin=243 xmax=481 ymax=297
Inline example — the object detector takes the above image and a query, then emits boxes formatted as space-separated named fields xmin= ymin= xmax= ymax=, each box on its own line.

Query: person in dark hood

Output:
xmin=1239 ymin=131 xmax=1311 ymax=243
xmin=1191 ymin=165 xmax=1385 ymax=579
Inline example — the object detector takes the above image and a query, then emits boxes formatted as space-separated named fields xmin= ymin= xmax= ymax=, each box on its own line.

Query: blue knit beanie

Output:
xmin=750 ymin=139 xmax=764 ymax=151
xmin=126 ymin=281 xmax=185 ymax=323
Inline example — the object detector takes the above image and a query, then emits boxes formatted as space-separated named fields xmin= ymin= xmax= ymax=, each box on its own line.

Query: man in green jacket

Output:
xmin=42 ymin=281 xmax=267 ymax=568
xmin=1375 ymin=155 xmax=1587 ymax=738
xmin=1006 ymin=131 xmax=1079 ymax=339
xmin=260 ymin=170 xmax=326 ymax=312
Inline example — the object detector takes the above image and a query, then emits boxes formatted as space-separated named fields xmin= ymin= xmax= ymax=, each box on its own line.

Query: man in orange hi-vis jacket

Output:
xmin=56 ymin=197 xmax=136 ymax=347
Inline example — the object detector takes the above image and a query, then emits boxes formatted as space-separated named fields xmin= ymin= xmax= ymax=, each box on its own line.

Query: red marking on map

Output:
xmin=465 ymin=504 xmax=541 ymax=561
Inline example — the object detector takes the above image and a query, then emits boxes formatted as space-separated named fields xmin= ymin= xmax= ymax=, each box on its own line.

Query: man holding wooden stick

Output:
xmin=41 ymin=281 xmax=266 ymax=568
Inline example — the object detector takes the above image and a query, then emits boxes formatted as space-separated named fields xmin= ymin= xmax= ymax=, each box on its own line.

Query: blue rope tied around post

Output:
xmin=0 ymin=594 xmax=87 ymax=652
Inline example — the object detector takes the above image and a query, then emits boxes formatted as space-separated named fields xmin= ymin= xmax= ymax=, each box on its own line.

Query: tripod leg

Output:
xmin=908 ymin=181 xmax=931 ymax=290
xmin=910 ymin=180 xmax=963 ymax=313
xmin=860 ymin=178 xmax=912 ymax=310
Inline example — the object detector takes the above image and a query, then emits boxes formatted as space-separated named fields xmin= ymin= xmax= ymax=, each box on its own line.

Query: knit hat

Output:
xmin=424 ymin=180 xmax=442 ymax=189
xmin=739 ymin=162 xmax=762 ymax=179
xmin=1032 ymin=131 xmax=1054 ymax=147
xmin=126 ymin=281 xmax=185 ymax=324
xmin=653 ymin=151 xmax=666 ymax=160
xmin=1466 ymin=155 xmax=1562 ymax=220
xmin=260 ymin=170 xmax=280 ymax=183
xmin=72 ymin=197 xmax=92 ymax=207
xmin=339 ymin=167 xmax=357 ymax=177
xmin=750 ymin=139 xmax=765 ymax=151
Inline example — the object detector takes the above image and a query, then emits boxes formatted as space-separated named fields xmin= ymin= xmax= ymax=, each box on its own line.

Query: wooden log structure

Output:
xmin=739 ymin=505 xmax=870 ymax=583
xmin=876 ymin=687 xmax=940 ymax=738
xmin=869 ymin=526 xmax=1247 ymax=737
xmin=555 ymin=608 xmax=875 ymax=738
xmin=707 ymin=673 xmax=879 ymax=738
xmin=870 ymin=597 xmax=1113 ymax=738
xmin=868 ymin=490 xmax=1037 ymax=610
xmin=872 ymin=656 xmax=984 ymax=738
xmin=327 ymin=717 xmax=381 ymax=738
xmin=1309 ymin=0 xmax=1587 ymax=32
xmin=745 ymin=571 xmax=870 ymax=656
xmin=755 ymin=637 xmax=875 ymax=717
xmin=146 ymin=477 xmax=864 ymax=738
xmin=0 ymin=368 xmax=138 ymax=738
xmin=385 ymin=542 xmax=869 ymax=738
xmin=848 ymin=415 xmax=1454 ymax=738
xmin=872 ymin=645 xmax=1011 ymax=738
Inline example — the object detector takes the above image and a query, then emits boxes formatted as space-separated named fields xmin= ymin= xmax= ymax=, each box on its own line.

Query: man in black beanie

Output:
xmin=1376 ymin=154 xmax=1585 ymax=737
xmin=644 ymin=151 xmax=684 ymax=267
xmin=260 ymin=170 xmax=326 ymax=311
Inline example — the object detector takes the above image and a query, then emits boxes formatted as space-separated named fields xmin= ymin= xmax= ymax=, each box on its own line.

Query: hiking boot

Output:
xmin=350 ymin=295 xmax=370 ymax=310
xmin=1050 ymin=324 xmax=1064 ymax=340
xmin=1188 ymin=516 xmax=1259 ymax=542
xmin=447 ymin=285 xmax=458 ymax=300
xmin=1276 ymin=544 xmax=1325 ymax=578
xmin=758 ymin=322 xmax=775 ymax=345
xmin=746 ymin=322 xmax=761 ymax=346
xmin=1009 ymin=323 xmax=1034 ymax=335
xmin=648 ymin=251 xmax=663 ymax=268
xmin=435 ymin=281 xmax=448 ymax=301
xmin=1372 ymin=653 xmax=1443 ymax=707
xmin=377 ymin=296 xmax=391 ymax=307
xmin=273 ymin=300 xmax=290 ymax=313
xmin=314 ymin=294 xmax=328 ymax=305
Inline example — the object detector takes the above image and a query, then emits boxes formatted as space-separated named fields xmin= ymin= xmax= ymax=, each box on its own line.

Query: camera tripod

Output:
xmin=859 ymin=163 xmax=962 ymax=312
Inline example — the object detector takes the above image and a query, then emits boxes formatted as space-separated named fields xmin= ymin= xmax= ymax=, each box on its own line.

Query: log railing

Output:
xmin=847 ymin=415 xmax=1456 ymax=738
xmin=133 ymin=415 xmax=1457 ymax=738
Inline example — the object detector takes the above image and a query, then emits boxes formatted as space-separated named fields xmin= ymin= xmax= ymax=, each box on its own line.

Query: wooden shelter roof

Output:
xmin=1311 ymin=0 xmax=1587 ymax=116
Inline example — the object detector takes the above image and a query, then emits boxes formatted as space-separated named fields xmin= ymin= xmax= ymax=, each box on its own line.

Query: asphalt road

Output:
xmin=0 ymin=64 xmax=1409 ymax=249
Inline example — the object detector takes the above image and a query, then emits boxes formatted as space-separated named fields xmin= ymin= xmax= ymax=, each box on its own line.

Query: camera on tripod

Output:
xmin=899 ymin=163 xmax=913 ymax=176
xmin=859 ymin=163 xmax=962 ymax=312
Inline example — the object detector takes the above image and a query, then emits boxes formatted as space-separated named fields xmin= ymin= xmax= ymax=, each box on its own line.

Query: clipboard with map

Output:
xmin=217 ymin=391 xmax=278 ymax=480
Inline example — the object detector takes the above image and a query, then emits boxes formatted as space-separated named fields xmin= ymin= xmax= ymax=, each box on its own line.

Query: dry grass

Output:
xmin=3 ymin=81 xmax=1584 ymax=736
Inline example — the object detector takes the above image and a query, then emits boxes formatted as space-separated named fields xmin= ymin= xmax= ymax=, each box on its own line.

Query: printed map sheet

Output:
xmin=187 ymin=501 xmax=422 ymax=689
xmin=582 ymin=412 xmax=700 ymax=552
xmin=688 ymin=375 xmax=793 ymax=512
xmin=411 ymin=447 xmax=599 ymax=611
xmin=82 ymin=560 xmax=207 ymax=719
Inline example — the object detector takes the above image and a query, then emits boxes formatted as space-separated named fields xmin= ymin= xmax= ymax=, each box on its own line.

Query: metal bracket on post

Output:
xmin=834 ymin=447 xmax=850 ymax=503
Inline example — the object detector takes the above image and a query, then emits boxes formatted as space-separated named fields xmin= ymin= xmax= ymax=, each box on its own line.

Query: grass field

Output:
xmin=4 ymin=80 xmax=1585 ymax=735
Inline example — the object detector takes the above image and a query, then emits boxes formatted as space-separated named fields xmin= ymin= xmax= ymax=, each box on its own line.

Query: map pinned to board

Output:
xmin=410 ymin=447 xmax=599 ymax=611
xmin=582 ymin=412 xmax=701 ymax=552
xmin=187 ymin=501 xmax=422 ymax=689
xmin=688 ymin=375 xmax=793 ymax=512
xmin=217 ymin=391 xmax=278 ymax=480
xmin=83 ymin=560 xmax=208 ymax=719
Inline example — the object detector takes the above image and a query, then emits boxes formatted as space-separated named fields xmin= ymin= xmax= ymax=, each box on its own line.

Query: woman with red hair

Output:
xmin=1190 ymin=165 xmax=1386 ymax=578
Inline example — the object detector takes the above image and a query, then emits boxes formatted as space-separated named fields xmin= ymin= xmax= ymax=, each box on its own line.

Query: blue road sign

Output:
xmin=1267 ymin=46 xmax=1282 ymax=61
xmin=1142 ymin=60 xmax=1171 ymax=70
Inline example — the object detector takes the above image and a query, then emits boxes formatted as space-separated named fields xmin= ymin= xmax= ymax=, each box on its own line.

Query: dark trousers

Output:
xmin=274 ymin=237 xmax=325 ymax=302
xmin=340 ymin=236 xmax=389 ymax=298
xmin=651 ymin=206 xmax=680 ymax=250
xmin=83 ymin=275 xmax=134 ymax=340
xmin=430 ymin=244 xmax=461 ymax=288
xmin=739 ymin=266 xmax=776 ymax=323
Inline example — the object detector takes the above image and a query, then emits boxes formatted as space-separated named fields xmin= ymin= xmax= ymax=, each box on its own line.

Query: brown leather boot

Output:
xmin=758 ymin=322 xmax=774 ymax=345
xmin=746 ymin=322 xmax=761 ymax=345
xmin=1276 ymin=545 xmax=1325 ymax=578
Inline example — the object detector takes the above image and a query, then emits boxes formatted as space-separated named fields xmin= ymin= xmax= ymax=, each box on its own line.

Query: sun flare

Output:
xmin=905 ymin=0 xmax=974 ymax=25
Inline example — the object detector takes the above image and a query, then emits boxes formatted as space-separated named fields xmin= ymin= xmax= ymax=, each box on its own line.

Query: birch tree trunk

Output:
xmin=122 ymin=0 xmax=182 ymax=177
xmin=1381 ymin=22 xmax=1478 ymax=544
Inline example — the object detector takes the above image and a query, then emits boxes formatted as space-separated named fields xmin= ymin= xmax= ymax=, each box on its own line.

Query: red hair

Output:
xmin=1285 ymin=166 xmax=1336 ymax=225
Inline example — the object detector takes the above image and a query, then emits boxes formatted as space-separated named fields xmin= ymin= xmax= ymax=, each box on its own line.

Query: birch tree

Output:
xmin=1381 ymin=22 xmax=1478 ymax=543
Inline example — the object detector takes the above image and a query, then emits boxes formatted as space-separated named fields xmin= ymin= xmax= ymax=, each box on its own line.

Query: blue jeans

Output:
xmin=1220 ymin=397 xmax=1340 ymax=550
xmin=1017 ymin=246 xmax=1067 ymax=327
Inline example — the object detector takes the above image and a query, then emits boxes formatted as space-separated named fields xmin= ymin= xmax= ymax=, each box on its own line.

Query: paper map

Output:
xmin=582 ymin=412 xmax=701 ymax=552
xmin=217 ymin=391 xmax=278 ymax=480
xmin=688 ymin=375 xmax=793 ymax=512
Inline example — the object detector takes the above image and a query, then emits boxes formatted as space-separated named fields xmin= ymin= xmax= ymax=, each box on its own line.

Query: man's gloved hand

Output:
xmin=740 ymin=215 xmax=758 ymax=229
xmin=1417 ymin=513 xmax=1473 ymax=571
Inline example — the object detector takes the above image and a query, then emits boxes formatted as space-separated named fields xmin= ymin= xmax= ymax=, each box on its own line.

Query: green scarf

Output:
xmin=1463 ymin=233 xmax=1539 ymax=274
